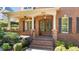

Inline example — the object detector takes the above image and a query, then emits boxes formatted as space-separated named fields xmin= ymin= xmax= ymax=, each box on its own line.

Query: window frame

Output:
xmin=61 ymin=16 xmax=69 ymax=33
xmin=10 ymin=21 xmax=19 ymax=31
xmin=25 ymin=19 xmax=32 ymax=31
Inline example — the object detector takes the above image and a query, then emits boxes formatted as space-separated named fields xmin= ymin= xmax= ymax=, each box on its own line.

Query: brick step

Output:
xmin=30 ymin=44 xmax=53 ymax=50
xmin=30 ymin=39 xmax=54 ymax=50
xmin=33 ymin=36 xmax=53 ymax=40
xmin=31 ymin=40 xmax=53 ymax=46
xmin=30 ymin=36 xmax=54 ymax=50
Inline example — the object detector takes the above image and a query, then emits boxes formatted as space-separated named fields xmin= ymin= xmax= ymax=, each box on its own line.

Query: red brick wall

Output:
xmin=57 ymin=7 xmax=79 ymax=45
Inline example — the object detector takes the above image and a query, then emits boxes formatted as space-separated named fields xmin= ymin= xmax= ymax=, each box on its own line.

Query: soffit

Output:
xmin=7 ymin=7 xmax=60 ymax=18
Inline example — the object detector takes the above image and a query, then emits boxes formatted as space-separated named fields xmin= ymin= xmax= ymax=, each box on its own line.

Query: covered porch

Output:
xmin=6 ymin=8 xmax=59 ymax=40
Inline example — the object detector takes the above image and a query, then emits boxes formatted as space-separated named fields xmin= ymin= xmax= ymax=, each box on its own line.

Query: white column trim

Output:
xmin=32 ymin=16 xmax=34 ymax=30
xmin=52 ymin=12 xmax=57 ymax=40
xmin=7 ymin=16 xmax=11 ymax=30
xmin=53 ymin=14 xmax=56 ymax=30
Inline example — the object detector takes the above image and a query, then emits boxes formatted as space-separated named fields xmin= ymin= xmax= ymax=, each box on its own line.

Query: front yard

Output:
xmin=0 ymin=24 xmax=79 ymax=51
xmin=0 ymin=27 xmax=31 ymax=51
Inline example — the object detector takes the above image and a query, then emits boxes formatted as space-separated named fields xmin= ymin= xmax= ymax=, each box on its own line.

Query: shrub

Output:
xmin=68 ymin=47 xmax=79 ymax=51
xmin=65 ymin=42 xmax=75 ymax=49
xmin=0 ymin=27 xmax=5 ymax=39
xmin=2 ymin=35 xmax=15 ymax=46
xmin=56 ymin=40 xmax=65 ymax=46
xmin=20 ymin=39 xmax=27 ymax=47
xmin=0 ymin=40 xmax=2 ymax=46
xmin=13 ymin=43 xmax=22 ymax=51
xmin=4 ymin=32 xmax=19 ymax=43
xmin=20 ymin=38 xmax=30 ymax=47
xmin=55 ymin=45 xmax=67 ymax=51
xmin=2 ymin=43 xmax=11 ymax=51
xmin=21 ymin=47 xmax=28 ymax=51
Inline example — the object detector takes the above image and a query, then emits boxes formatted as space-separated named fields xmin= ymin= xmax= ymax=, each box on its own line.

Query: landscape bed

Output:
xmin=0 ymin=27 xmax=32 ymax=51
xmin=54 ymin=40 xmax=79 ymax=51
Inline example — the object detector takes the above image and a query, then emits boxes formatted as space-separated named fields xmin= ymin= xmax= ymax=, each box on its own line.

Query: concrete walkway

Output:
xmin=26 ymin=48 xmax=50 ymax=51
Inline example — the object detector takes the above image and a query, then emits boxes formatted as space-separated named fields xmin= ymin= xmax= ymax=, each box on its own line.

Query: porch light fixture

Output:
xmin=24 ymin=16 xmax=28 ymax=19
xmin=43 ymin=15 xmax=46 ymax=19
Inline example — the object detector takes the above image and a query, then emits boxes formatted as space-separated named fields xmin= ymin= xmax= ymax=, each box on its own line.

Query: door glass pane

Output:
xmin=40 ymin=19 xmax=45 ymax=32
xmin=46 ymin=20 xmax=52 ymax=32
xmin=40 ymin=19 xmax=52 ymax=32
xmin=27 ymin=22 xmax=29 ymax=31
xmin=29 ymin=21 xmax=32 ymax=30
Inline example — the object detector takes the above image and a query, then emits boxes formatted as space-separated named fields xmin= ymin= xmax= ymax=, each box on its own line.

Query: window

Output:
xmin=10 ymin=18 xmax=19 ymax=31
xmin=61 ymin=16 xmax=69 ymax=33
xmin=11 ymin=21 xmax=19 ymax=30
xmin=25 ymin=19 xmax=32 ymax=31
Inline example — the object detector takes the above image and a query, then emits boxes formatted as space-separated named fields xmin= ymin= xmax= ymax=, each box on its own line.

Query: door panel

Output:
xmin=39 ymin=19 xmax=52 ymax=36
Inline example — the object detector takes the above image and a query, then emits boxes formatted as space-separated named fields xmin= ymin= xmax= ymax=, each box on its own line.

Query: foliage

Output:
xmin=11 ymin=22 xmax=19 ymax=27
xmin=55 ymin=45 xmax=67 ymax=51
xmin=21 ymin=47 xmax=28 ymax=51
xmin=2 ymin=35 xmax=15 ymax=46
xmin=13 ymin=43 xmax=22 ymax=51
xmin=0 ymin=27 xmax=5 ymax=39
xmin=0 ymin=40 xmax=3 ymax=46
xmin=56 ymin=40 xmax=65 ymax=46
xmin=65 ymin=42 xmax=75 ymax=49
xmin=0 ymin=22 xmax=8 ymax=27
xmin=68 ymin=47 xmax=79 ymax=51
xmin=55 ymin=40 xmax=79 ymax=51
xmin=2 ymin=43 xmax=11 ymax=51
xmin=4 ymin=32 xmax=19 ymax=43
xmin=20 ymin=38 xmax=30 ymax=47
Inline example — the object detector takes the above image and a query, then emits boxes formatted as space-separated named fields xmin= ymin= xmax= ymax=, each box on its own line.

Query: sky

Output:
xmin=0 ymin=7 xmax=21 ymax=19
xmin=10 ymin=7 xmax=21 ymax=11
xmin=5 ymin=7 xmax=32 ymax=12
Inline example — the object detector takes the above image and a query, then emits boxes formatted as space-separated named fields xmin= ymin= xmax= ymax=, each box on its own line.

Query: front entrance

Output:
xmin=39 ymin=18 xmax=52 ymax=36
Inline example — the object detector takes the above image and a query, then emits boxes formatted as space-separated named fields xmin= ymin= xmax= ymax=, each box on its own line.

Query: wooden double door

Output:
xmin=39 ymin=19 xmax=52 ymax=36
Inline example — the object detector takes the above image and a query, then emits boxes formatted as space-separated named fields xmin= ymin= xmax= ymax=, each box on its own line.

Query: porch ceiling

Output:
xmin=8 ymin=10 xmax=33 ymax=18
xmin=7 ymin=7 xmax=60 ymax=18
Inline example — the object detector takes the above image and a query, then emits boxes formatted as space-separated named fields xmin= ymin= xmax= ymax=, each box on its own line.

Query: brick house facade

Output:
xmin=5 ymin=7 xmax=79 ymax=48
